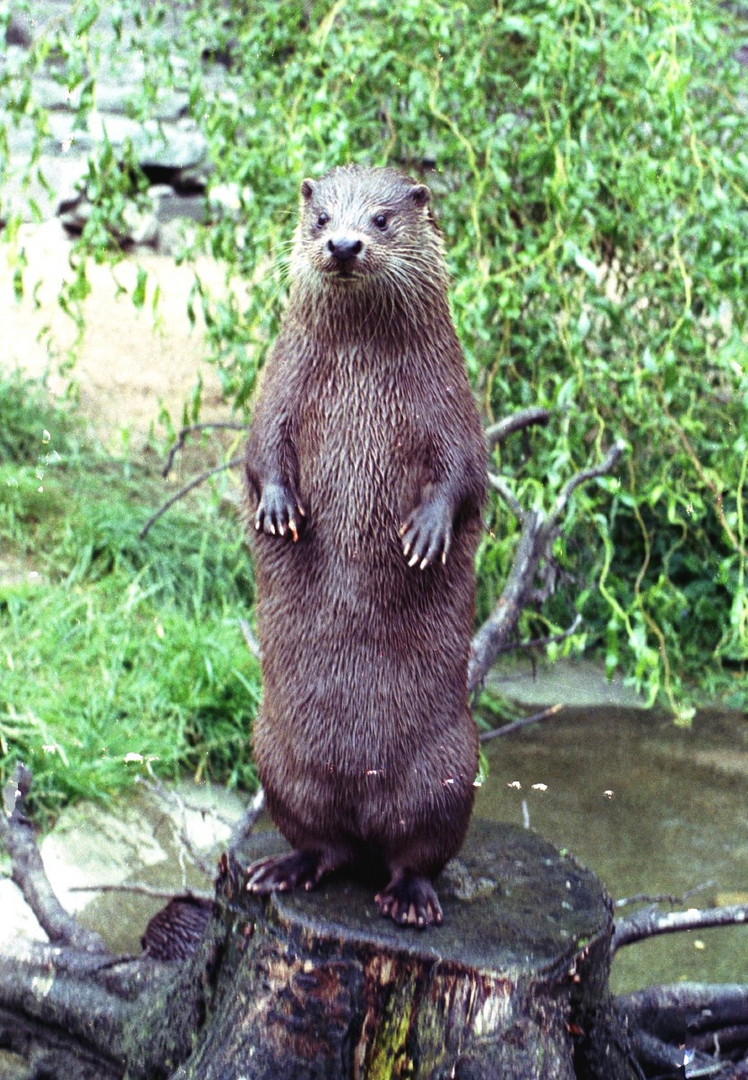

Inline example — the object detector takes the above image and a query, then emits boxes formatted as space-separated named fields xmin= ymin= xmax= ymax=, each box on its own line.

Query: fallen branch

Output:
xmin=70 ymin=882 xmax=213 ymax=903
xmin=0 ymin=764 xmax=107 ymax=953
xmin=137 ymin=771 xmax=217 ymax=881
xmin=615 ymin=880 xmax=715 ymax=909
xmin=612 ymin=903 xmax=748 ymax=955
xmin=620 ymin=982 xmax=748 ymax=1035
xmin=479 ymin=703 xmax=564 ymax=743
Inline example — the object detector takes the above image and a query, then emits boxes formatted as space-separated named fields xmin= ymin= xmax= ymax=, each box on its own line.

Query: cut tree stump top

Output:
xmin=243 ymin=818 xmax=611 ymax=973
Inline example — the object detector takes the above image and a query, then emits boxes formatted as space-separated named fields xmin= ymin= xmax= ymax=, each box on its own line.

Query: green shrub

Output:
xmin=3 ymin=0 xmax=746 ymax=717
xmin=0 ymin=374 xmax=259 ymax=822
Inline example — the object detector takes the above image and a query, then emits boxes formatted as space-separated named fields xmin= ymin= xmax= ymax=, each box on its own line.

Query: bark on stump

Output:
xmin=171 ymin=820 xmax=637 ymax=1080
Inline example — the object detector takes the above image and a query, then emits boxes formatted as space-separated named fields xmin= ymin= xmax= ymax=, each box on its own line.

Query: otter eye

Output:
xmin=316 ymin=211 xmax=329 ymax=228
xmin=373 ymin=213 xmax=388 ymax=230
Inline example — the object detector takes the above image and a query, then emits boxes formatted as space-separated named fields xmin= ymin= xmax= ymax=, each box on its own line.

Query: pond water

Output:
xmin=9 ymin=700 xmax=745 ymax=1003
xmin=476 ymin=706 xmax=748 ymax=993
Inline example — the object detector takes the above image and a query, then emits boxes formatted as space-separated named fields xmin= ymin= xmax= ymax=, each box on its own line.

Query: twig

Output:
xmin=480 ymin=704 xmax=564 ymax=743
xmin=612 ymin=903 xmax=748 ymax=955
xmin=228 ymin=786 xmax=266 ymax=855
xmin=548 ymin=440 xmax=626 ymax=530
xmin=162 ymin=422 xmax=248 ymax=477
xmin=138 ymin=772 xmax=216 ymax=880
xmin=139 ymin=455 xmax=244 ymax=539
xmin=69 ymin=883 xmax=213 ymax=902
xmin=488 ymin=472 xmax=525 ymax=522
xmin=239 ymin=618 xmax=261 ymax=659
xmin=615 ymin=880 xmax=716 ymax=909
xmin=515 ymin=614 xmax=584 ymax=651
xmin=485 ymin=408 xmax=551 ymax=447
xmin=0 ymin=765 xmax=108 ymax=953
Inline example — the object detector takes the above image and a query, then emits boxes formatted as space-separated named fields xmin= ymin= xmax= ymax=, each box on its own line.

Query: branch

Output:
xmin=615 ymin=880 xmax=715 ymax=909
xmin=479 ymin=704 xmax=564 ymax=743
xmin=239 ymin=618 xmax=261 ymax=660
xmin=620 ymin=983 xmax=748 ymax=1034
xmin=469 ymin=442 xmax=624 ymax=693
xmin=70 ymin=882 xmax=213 ymax=903
xmin=487 ymin=472 xmax=525 ymax=522
xmin=162 ymin=422 xmax=248 ymax=478
xmin=629 ymin=1028 xmax=719 ymax=1079
xmin=0 ymin=765 xmax=108 ymax=953
xmin=612 ymin=904 xmax=748 ymax=955
xmin=485 ymin=408 xmax=551 ymax=447
xmin=228 ymin=786 xmax=266 ymax=855
xmin=139 ymin=455 xmax=244 ymax=539
xmin=137 ymin=772 xmax=217 ymax=880
xmin=548 ymin=440 xmax=626 ymax=531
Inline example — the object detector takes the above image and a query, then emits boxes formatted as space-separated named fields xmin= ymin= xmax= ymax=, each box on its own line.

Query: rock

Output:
xmin=6 ymin=11 xmax=33 ymax=47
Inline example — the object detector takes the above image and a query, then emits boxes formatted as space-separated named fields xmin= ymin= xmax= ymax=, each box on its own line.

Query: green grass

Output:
xmin=0 ymin=371 xmax=260 ymax=824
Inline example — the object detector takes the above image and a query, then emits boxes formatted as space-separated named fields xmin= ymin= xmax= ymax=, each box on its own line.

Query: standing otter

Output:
xmin=245 ymin=164 xmax=486 ymax=928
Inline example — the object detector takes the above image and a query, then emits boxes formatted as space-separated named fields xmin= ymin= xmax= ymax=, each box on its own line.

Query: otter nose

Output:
xmin=327 ymin=236 xmax=363 ymax=262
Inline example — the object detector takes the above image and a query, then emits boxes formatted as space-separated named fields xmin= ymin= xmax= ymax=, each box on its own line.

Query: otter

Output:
xmin=244 ymin=164 xmax=486 ymax=928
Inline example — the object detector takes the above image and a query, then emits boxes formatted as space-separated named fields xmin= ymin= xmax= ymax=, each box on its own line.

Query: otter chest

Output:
xmin=294 ymin=346 xmax=427 ymax=540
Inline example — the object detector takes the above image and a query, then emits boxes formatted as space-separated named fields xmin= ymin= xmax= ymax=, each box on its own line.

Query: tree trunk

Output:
xmin=160 ymin=820 xmax=638 ymax=1080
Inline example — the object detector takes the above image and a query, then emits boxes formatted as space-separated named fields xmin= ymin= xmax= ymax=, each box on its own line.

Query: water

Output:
xmin=11 ymin=704 xmax=744 ymax=1002
xmin=476 ymin=706 xmax=748 ymax=992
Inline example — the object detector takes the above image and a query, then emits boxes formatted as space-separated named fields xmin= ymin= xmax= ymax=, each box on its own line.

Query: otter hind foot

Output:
xmin=375 ymin=871 xmax=443 ymax=929
xmin=246 ymin=850 xmax=326 ymax=894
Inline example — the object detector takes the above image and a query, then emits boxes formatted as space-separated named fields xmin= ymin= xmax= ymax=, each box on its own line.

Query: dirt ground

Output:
xmin=0 ymin=220 xmax=230 ymax=450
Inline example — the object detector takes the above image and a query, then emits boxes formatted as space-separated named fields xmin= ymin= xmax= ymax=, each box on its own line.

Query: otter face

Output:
xmin=291 ymin=165 xmax=445 ymax=289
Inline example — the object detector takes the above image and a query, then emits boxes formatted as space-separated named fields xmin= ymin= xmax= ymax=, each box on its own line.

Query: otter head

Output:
xmin=290 ymin=165 xmax=447 ymax=295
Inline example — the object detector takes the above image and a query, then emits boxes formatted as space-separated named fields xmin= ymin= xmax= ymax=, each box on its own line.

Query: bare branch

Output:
xmin=470 ymin=442 xmax=624 ymax=693
xmin=515 ymin=613 xmax=583 ymax=652
xmin=0 ymin=765 xmax=108 ymax=953
xmin=485 ymin=408 xmax=551 ymax=447
xmin=137 ymin=772 xmax=216 ymax=880
xmin=480 ymin=704 xmax=564 ymax=743
xmin=239 ymin=618 xmax=261 ymax=660
xmin=139 ymin=455 xmax=244 ymax=539
xmin=487 ymin=472 xmax=525 ymax=523
xmin=228 ymin=786 xmax=266 ymax=855
xmin=620 ymin=982 xmax=748 ymax=1033
xmin=548 ymin=440 xmax=626 ymax=530
xmin=162 ymin=422 xmax=248 ymax=478
xmin=70 ymin=883 xmax=213 ymax=903
xmin=615 ymin=880 xmax=715 ymax=909
xmin=612 ymin=904 xmax=748 ymax=955
xmin=468 ymin=509 xmax=544 ymax=692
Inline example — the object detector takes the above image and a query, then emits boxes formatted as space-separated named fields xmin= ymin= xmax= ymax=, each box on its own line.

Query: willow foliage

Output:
xmin=3 ymin=0 xmax=746 ymax=715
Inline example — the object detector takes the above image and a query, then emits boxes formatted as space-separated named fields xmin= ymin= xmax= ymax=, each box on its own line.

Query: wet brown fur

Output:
xmin=245 ymin=165 xmax=486 ymax=926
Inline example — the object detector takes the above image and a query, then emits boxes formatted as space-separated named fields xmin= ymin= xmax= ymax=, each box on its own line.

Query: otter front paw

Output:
xmin=399 ymin=497 xmax=452 ymax=569
xmin=255 ymin=482 xmax=306 ymax=541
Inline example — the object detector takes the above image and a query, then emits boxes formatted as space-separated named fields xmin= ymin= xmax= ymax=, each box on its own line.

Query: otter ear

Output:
xmin=408 ymin=183 xmax=431 ymax=208
xmin=300 ymin=179 xmax=315 ymax=202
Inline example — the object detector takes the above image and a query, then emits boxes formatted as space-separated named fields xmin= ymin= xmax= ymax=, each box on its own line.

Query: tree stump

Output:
xmin=169 ymin=820 xmax=638 ymax=1080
